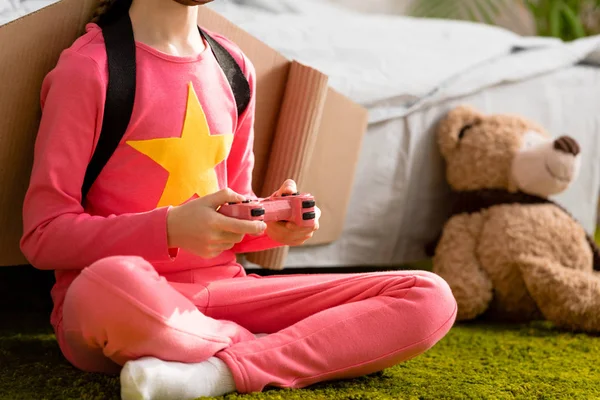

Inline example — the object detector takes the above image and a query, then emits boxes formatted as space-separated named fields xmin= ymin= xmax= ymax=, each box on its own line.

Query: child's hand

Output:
xmin=167 ymin=189 xmax=267 ymax=259
xmin=266 ymin=179 xmax=321 ymax=247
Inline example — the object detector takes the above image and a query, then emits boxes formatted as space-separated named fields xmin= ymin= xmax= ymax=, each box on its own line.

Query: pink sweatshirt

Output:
xmin=20 ymin=24 xmax=281 ymax=330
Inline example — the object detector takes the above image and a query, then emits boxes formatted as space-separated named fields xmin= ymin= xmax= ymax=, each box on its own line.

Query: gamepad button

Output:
xmin=242 ymin=200 xmax=251 ymax=203
xmin=251 ymin=208 xmax=266 ymax=217
xmin=302 ymin=212 xmax=316 ymax=220
xmin=302 ymin=200 xmax=316 ymax=208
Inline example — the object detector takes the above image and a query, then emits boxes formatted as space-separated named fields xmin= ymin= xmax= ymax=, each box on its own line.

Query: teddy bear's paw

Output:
xmin=518 ymin=255 xmax=600 ymax=333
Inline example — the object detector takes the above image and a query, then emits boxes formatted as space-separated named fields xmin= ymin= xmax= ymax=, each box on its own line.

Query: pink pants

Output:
xmin=59 ymin=256 xmax=457 ymax=393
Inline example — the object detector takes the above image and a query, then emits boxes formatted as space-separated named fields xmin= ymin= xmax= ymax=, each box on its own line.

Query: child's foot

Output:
xmin=120 ymin=356 xmax=236 ymax=400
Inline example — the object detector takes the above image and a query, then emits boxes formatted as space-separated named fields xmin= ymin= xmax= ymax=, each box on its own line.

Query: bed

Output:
xmin=3 ymin=0 xmax=600 ymax=269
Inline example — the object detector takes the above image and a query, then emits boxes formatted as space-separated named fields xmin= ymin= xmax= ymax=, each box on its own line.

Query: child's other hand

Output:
xmin=266 ymin=179 xmax=321 ymax=247
xmin=167 ymin=189 xmax=267 ymax=259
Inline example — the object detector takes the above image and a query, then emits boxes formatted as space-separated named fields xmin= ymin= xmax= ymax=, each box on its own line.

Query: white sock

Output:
xmin=120 ymin=356 xmax=236 ymax=400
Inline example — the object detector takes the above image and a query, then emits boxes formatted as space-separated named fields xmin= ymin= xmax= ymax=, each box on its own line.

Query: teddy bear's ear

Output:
xmin=438 ymin=105 xmax=484 ymax=159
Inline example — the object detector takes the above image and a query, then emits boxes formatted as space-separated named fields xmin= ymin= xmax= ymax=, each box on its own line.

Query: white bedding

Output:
xmin=4 ymin=0 xmax=600 ymax=268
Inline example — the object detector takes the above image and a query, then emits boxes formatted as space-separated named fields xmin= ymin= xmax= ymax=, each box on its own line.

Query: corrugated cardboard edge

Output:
xmin=305 ymin=88 xmax=369 ymax=245
xmin=245 ymin=62 xmax=329 ymax=270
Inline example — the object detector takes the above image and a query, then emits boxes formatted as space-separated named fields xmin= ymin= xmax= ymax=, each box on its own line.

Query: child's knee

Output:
xmin=419 ymin=271 xmax=456 ymax=310
xmin=411 ymin=271 xmax=457 ymax=342
xmin=61 ymin=256 xmax=159 ymax=336
xmin=86 ymin=255 xmax=158 ymax=282
xmin=384 ymin=270 xmax=456 ymax=321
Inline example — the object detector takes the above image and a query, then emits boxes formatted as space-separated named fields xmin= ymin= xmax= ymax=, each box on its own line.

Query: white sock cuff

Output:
xmin=208 ymin=357 xmax=236 ymax=393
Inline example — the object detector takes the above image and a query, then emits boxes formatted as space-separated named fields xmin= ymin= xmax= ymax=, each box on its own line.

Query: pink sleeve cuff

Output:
xmin=150 ymin=206 xmax=179 ymax=263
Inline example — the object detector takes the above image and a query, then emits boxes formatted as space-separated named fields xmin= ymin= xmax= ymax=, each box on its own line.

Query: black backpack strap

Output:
xmin=199 ymin=28 xmax=251 ymax=117
xmin=82 ymin=12 xmax=136 ymax=200
xmin=81 ymin=15 xmax=250 ymax=201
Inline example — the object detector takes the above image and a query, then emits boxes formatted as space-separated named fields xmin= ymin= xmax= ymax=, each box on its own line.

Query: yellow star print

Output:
xmin=127 ymin=83 xmax=233 ymax=207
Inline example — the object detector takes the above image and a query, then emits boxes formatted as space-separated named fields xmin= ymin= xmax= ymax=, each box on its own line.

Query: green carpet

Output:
xmin=1 ymin=312 xmax=599 ymax=400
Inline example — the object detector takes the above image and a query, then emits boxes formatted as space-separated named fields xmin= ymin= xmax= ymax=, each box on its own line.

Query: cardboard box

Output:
xmin=0 ymin=0 xmax=368 ymax=269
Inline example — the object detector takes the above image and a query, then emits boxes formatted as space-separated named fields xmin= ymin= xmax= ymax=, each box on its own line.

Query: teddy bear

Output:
xmin=427 ymin=105 xmax=600 ymax=333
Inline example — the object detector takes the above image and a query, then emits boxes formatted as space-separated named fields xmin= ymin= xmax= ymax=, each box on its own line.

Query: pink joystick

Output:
xmin=218 ymin=193 xmax=316 ymax=227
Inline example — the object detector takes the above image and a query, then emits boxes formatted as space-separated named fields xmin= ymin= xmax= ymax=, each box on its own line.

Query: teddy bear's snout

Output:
xmin=553 ymin=136 xmax=580 ymax=156
xmin=511 ymin=131 xmax=581 ymax=197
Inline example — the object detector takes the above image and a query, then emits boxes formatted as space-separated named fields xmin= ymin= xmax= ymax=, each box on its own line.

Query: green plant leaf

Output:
xmin=560 ymin=3 xmax=587 ymax=38
xmin=472 ymin=1 xmax=496 ymax=24
xmin=410 ymin=0 xmax=453 ymax=19
xmin=408 ymin=0 xmax=512 ymax=24
xmin=410 ymin=0 xmax=594 ymax=41
xmin=465 ymin=6 xmax=479 ymax=22
xmin=524 ymin=0 xmax=542 ymax=17
xmin=549 ymin=0 xmax=563 ymax=37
